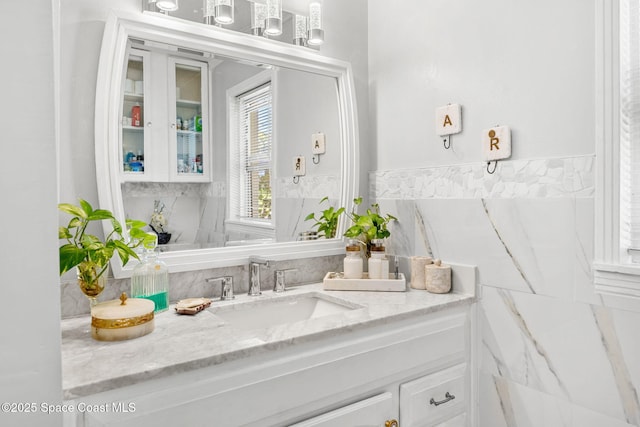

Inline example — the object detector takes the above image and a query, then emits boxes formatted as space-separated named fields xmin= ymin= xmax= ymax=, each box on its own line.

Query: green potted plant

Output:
xmin=304 ymin=196 xmax=345 ymax=239
xmin=58 ymin=199 xmax=155 ymax=307
xmin=344 ymin=197 xmax=397 ymax=255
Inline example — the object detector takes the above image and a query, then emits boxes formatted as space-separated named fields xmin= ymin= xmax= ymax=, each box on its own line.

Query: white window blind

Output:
xmin=230 ymin=83 xmax=273 ymax=222
xmin=620 ymin=0 xmax=640 ymax=261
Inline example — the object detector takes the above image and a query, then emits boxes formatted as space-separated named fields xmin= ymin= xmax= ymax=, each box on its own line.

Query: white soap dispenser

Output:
xmin=343 ymin=239 xmax=363 ymax=279
xmin=368 ymin=239 xmax=389 ymax=280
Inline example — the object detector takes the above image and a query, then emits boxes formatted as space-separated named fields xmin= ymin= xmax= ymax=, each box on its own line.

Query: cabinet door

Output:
xmin=289 ymin=392 xmax=396 ymax=427
xmin=120 ymin=50 xmax=150 ymax=181
xmin=400 ymin=364 xmax=467 ymax=427
xmin=168 ymin=57 xmax=210 ymax=182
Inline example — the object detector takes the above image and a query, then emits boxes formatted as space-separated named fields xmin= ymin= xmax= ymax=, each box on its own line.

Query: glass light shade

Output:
xmin=203 ymin=0 xmax=215 ymax=24
xmin=265 ymin=0 xmax=282 ymax=36
xmin=307 ymin=2 xmax=324 ymax=45
xmin=156 ymin=0 xmax=179 ymax=11
xmin=214 ymin=0 xmax=234 ymax=25
xmin=294 ymin=15 xmax=308 ymax=46
xmin=251 ymin=2 xmax=267 ymax=35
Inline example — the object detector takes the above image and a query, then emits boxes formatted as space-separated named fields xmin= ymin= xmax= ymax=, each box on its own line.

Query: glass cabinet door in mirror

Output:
xmin=170 ymin=59 xmax=209 ymax=181
xmin=121 ymin=52 xmax=148 ymax=177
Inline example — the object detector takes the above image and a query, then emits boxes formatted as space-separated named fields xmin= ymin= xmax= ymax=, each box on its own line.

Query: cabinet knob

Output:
xmin=384 ymin=420 xmax=398 ymax=427
xmin=170 ymin=123 xmax=175 ymax=129
xmin=146 ymin=121 xmax=152 ymax=127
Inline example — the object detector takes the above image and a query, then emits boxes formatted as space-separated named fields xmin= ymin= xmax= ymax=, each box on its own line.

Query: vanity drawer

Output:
xmin=400 ymin=363 xmax=467 ymax=427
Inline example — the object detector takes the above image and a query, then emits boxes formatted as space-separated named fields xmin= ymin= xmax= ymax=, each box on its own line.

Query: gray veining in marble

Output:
xmin=61 ymin=274 xmax=475 ymax=400
xmin=591 ymin=306 xmax=640 ymax=425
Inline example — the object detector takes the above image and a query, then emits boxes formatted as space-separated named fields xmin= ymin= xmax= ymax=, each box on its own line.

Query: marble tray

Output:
xmin=323 ymin=272 xmax=407 ymax=292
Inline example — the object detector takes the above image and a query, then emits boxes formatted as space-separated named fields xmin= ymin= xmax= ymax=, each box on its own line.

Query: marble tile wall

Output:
xmin=371 ymin=154 xmax=640 ymax=427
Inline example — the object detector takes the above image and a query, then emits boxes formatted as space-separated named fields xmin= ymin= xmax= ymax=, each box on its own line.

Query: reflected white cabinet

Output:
xmin=120 ymin=47 xmax=210 ymax=183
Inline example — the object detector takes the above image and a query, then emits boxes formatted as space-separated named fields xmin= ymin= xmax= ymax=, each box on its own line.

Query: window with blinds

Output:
xmin=230 ymin=82 xmax=273 ymax=223
xmin=620 ymin=0 xmax=640 ymax=262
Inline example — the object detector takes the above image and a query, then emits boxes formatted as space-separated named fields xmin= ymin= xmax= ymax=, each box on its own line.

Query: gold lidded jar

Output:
xmin=91 ymin=293 xmax=155 ymax=341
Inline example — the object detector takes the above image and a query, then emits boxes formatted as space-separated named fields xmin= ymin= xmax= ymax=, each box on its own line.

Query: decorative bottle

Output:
xmin=131 ymin=103 xmax=141 ymax=127
xmin=343 ymin=240 xmax=363 ymax=279
xmin=368 ymin=239 xmax=389 ymax=280
xmin=131 ymin=235 xmax=169 ymax=313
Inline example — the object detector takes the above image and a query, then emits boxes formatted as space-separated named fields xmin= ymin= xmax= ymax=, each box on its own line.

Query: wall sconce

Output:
xmin=155 ymin=0 xmax=179 ymax=12
xmin=214 ymin=0 xmax=234 ymax=25
xmin=265 ymin=0 xmax=283 ymax=36
xmin=251 ymin=2 xmax=267 ymax=36
xmin=307 ymin=1 xmax=324 ymax=46
xmin=294 ymin=14 xmax=308 ymax=46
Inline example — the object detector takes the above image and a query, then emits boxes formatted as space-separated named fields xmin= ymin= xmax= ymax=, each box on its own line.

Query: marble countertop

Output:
xmin=61 ymin=281 xmax=474 ymax=400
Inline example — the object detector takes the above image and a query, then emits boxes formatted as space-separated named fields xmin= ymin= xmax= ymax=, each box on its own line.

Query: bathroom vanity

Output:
xmin=61 ymin=265 xmax=476 ymax=427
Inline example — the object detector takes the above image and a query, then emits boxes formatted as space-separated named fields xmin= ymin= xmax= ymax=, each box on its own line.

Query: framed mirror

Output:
xmin=95 ymin=10 xmax=359 ymax=278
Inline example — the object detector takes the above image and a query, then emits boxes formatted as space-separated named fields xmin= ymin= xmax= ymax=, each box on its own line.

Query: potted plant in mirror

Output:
xmin=58 ymin=199 xmax=155 ymax=308
xmin=304 ymin=196 xmax=345 ymax=239
xmin=149 ymin=200 xmax=171 ymax=245
xmin=343 ymin=197 xmax=397 ymax=256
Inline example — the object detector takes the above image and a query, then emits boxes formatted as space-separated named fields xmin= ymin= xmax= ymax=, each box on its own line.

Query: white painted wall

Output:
xmin=0 ymin=1 xmax=62 ymax=426
xmin=368 ymin=0 xmax=594 ymax=171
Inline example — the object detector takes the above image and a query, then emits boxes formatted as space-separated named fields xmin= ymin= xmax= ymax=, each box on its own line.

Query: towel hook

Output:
xmin=293 ymin=176 xmax=300 ymax=184
xmin=443 ymin=136 xmax=451 ymax=149
xmin=486 ymin=160 xmax=498 ymax=174
xmin=312 ymin=154 xmax=321 ymax=164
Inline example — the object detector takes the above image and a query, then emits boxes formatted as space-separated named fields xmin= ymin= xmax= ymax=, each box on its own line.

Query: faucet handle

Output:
xmin=205 ymin=276 xmax=235 ymax=300
xmin=274 ymin=269 xmax=297 ymax=293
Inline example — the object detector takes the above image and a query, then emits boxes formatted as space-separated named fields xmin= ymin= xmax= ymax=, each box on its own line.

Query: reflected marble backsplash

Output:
xmin=60 ymin=255 xmax=343 ymax=318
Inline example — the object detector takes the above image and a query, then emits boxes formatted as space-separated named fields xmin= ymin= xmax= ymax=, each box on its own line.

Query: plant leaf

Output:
xmin=58 ymin=203 xmax=87 ymax=219
xmin=59 ymin=244 xmax=86 ymax=275
xmin=88 ymin=209 xmax=114 ymax=221
xmin=79 ymin=199 xmax=93 ymax=216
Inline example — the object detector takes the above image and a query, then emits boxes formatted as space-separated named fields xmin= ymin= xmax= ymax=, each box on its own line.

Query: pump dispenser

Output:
xmin=131 ymin=234 xmax=169 ymax=313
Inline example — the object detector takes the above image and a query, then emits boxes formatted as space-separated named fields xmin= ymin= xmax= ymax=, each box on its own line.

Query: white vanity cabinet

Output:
xmin=120 ymin=47 xmax=210 ymax=183
xmin=63 ymin=303 xmax=474 ymax=427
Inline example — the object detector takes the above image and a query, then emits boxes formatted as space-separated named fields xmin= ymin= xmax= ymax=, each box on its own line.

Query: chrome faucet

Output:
xmin=274 ymin=269 xmax=297 ymax=293
xmin=248 ymin=257 xmax=270 ymax=296
xmin=206 ymin=276 xmax=235 ymax=300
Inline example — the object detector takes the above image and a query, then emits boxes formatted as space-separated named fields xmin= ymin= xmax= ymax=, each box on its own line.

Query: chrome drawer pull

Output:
xmin=430 ymin=392 xmax=455 ymax=406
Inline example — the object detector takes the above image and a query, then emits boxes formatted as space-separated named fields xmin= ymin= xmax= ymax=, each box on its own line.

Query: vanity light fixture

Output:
xmin=264 ymin=0 xmax=283 ymax=36
xmin=307 ymin=1 xmax=324 ymax=46
xmin=203 ymin=0 xmax=216 ymax=24
xmin=294 ymin=14 xmax=308 ymax=46
xmin=155 ymin=0 xmax=179 ymax=11
xmin=251 ymin=2 xmax=267 ymax=36
xmin=214 ymin=0 xmax=234 ymax=25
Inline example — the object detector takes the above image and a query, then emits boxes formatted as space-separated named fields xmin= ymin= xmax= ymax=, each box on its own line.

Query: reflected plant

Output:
xmin=304 ymin=197 xmax=345 ymax=239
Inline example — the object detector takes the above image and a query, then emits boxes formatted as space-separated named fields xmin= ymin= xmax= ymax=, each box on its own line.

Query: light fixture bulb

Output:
xmin=214 ymin=0 xmax=234 ymax=25
xmin=251 ymin=2 xmax=268 ymax=36
xmin=203 ymin=0 xmax=215 ymax=24
xmin=265 ymin=0 xmax=282 ymax=36
xmin=155 ymin=0 xmax=179 ymax=11
xmin=307 ymin=2 xmax=324 ymax=45
xmin=294 ymin=15 xmax=308 ymax=46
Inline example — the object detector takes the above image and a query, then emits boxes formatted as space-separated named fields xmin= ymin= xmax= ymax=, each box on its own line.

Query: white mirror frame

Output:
xmin=95 ymin=11 xmax=359 ymax=278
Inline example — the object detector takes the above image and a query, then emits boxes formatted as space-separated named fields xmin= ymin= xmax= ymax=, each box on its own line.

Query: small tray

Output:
xmin=323 ymin=272 xmax=406 ymax=292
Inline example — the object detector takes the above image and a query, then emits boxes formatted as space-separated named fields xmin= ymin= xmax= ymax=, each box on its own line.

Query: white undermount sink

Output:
xmin=208 ymin=292 xmax=361 ymax=331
